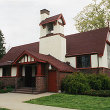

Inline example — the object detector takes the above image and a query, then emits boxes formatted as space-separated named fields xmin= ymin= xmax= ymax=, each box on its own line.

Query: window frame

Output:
xmin=2 ymin=66 xmax=11 ymax=77
xmin=76 ymin=55 xmax=91 ymax=68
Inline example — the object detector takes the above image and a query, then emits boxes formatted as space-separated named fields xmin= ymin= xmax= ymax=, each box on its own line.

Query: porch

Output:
xmin=15 ymin=62 xmax=48 ymax=93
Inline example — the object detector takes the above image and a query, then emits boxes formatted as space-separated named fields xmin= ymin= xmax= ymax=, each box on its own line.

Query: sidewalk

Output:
xmin=0 ymin=93 xmax=77 ymax=110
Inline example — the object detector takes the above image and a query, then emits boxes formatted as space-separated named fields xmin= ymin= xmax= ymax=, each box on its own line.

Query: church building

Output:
xmin=0 ymin=9 xmax=110 ymax=93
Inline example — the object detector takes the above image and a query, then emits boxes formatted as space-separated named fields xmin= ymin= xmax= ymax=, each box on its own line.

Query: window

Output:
xmin=76 ymin=55 xmax=91 ymax=68
xmin=3 ymin=66 xmax=11 ymax=76
xmin=47 ymin=22 xmax=53 ymax=33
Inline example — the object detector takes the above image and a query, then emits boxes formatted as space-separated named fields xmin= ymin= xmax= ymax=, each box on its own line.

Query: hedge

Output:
xmin=0 ymin=86 xmax=14 ymax=93
xmin=84 ymin=90 xmax=110 ymax=97
xmin=61 ymin=72 xmax=110 ymax=96
xmin=61 ymin=73 xmax=90 ymax=94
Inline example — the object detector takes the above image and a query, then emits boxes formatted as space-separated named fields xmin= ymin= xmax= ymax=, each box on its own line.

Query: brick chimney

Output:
xmin=40 ymin=9 xmax=50 ymax=21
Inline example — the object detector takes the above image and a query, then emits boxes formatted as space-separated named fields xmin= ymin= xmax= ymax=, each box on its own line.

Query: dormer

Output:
xmin=39 ymin=10 xmax=66 ymax=38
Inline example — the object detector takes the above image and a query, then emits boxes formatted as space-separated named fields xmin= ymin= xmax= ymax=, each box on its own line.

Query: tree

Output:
xmin=0 ymin=30 xmax=6 ymax=59
xmin=74 ymin=0 xmax=110 ymax=32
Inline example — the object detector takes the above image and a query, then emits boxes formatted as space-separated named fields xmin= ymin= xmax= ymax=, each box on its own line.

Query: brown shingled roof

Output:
xmin=13 ymin=50 xmax=74 ymax=72
xmin=0 ymin=42 xmax=39 ymax=66
xmin=0 ymin=42 xmax=74 ymax=72
xmin=40 ymin=14 xmax=66 ymax=25
xmin=66 ymin=27 xmax=109 ymax=57
xmin=0 ymin=27 xmax=109 ymax=72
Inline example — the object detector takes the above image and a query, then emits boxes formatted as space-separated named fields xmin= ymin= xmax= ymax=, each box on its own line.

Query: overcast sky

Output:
xmin=0 ymin=0 xmax=101 ymax=51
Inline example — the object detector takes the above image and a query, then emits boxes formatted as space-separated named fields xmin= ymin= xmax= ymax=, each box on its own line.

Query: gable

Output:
xmin=40 ymin=14 xmax=66 ymax=26
xmin=0 ymin=42 xmax=39 ymax=66
xmin=66 ymin=27 xmax=109 ymax=57
xmin=18 ymin=54 xmax=35 ymax=64
xmin=13 ymin=50 xmax=46 ymax=65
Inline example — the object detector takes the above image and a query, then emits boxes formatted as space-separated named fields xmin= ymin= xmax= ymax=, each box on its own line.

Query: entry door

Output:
xmin=48 ymin=70 xmax=57 ymax=92
xmin=25 ymin=66 xmax=32 ymax=87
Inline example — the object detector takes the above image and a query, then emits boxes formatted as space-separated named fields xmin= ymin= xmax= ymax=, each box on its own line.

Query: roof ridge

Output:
xmin=45 ymin=13 xmax=61 ymax=20
xmin=65 ymin=27 xmax=109 ymax=38
xmin=12 ymin=42 xmax=39 ymax=48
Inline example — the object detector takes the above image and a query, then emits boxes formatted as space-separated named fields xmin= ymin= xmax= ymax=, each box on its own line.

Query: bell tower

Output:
xmin=39 ymin=9 xmax=66 ymax=62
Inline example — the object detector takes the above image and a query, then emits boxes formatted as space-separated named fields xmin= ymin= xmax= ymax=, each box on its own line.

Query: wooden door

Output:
xmin=25 ymin=66 xmax=32 ymax=87
xmin=48 ymin=70 xmax=57 ymax=92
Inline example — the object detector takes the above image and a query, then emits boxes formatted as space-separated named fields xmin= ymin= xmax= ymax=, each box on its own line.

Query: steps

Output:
xmin=13 ymin=87 xmax=39 ymax=94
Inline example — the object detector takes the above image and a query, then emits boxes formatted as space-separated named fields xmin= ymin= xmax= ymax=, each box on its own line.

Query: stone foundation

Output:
xmin=77 ymin=67 xmax=110 ymax=76
xmin=0 ymin=77 xmax=16 ymax=87
xmin=36 ymin=76 xmax=47 ymax=92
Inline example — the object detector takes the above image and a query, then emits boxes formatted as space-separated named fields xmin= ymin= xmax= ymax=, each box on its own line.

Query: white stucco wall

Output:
xmin=28 ymin=56 xmax=31 ymax=62
xmin=40 ymin=19 xmax=64 ymax=38
xmin=40 ymin=25 xmax=48 ymax=38
xmin=19 ymin=55 xmax=35 ymax=63
xmin=0 ymin=68 xmax=2 ymax=77
xmin=41 ymin=13 xmax=49 ymax=21
xmin=99 ymin=44 xmax=108 ymax=68
xmin=107 ymin=32 xmax=110 ymax=42
xmin=66 ymin=54 xmax=99 ymax=68
xmin=11 ymin=67 xmax=17 ymax=76
xmin=54 ymin=21 xmax=64 ymax=34
xmin=65 ymin=57 xmax=76 ymax=68
xmin=91 ymin=54 xmax=98 ymax=68
xmin=107 ymin=44 xmax=110 ymax=68
xmin=24 ymin=55 xmax=27 ymax=62
xmin=40 ymin=35 xmax=66 ymax=62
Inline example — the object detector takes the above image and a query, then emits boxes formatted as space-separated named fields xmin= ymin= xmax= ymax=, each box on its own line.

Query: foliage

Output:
xmin=87 ymin=73 xmax=110 ymax=90
xmin=0 ymin=86 xmax=14 ymax=93
xmin=25 ymin=93 xmax=110 ymax=110
xmin=74 ymin=0 xmax=110 ymax=32
xmin=0 ymin=108 xmax=10 ymax=110
xmin=61 ymin=72 xmax=110 ymax=95
xmin=84 ymin=90 xmax=110 ymax=97
xmin=61 ymin=72 xmax=90 ymax=94
xmin=0 ymin=30 xmax=6 ymax=59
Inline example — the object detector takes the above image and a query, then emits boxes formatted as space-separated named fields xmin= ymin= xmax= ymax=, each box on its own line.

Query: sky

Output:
xmin=0 ymin=0 xmax=101 ymax=51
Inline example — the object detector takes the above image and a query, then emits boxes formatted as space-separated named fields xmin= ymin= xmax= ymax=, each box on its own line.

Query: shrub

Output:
xmin=0 ymin=86 xmax=14 ymax=93
xmin=84 ymin=90 xmax=110 ymax=97
xmin=87 ymin=74 xmax=110 ymax=90
xmin=61 ymin=72 xmax=90 ymax=94
xmin=61 ymin=72 xmax=110 ymax=95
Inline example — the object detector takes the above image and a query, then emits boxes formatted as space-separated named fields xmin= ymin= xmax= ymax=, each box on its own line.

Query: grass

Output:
xmin=0 ymin=108 xmax=10 ymax=110
xmin=25 ymin=93 xmax=110 ymax=110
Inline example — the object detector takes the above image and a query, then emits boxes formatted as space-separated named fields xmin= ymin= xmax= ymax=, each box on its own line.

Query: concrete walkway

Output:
xmin=0 ymin=93 xmax=76 ymax=110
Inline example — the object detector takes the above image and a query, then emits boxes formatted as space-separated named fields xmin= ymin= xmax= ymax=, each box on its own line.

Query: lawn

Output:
xmin=0 ymin=108 xmax=10 ymax=110
xmin=25 ymin=93 xmax=110 ymax=110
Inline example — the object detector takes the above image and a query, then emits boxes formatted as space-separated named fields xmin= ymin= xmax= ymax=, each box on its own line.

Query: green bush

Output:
xmin=61 ymin=72 xmax=90 ymax=94
xmin=87 ymin=74 xmax=110 ymax=90
xmin=84 ymin=90 xmax=110 ymax=97
xmin=61 ymin=72 xmax=110 ymax=96
xmin=0 ymin=86 xmax=14 ymax=93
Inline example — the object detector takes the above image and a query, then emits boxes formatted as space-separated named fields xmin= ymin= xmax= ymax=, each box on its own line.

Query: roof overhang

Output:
xmin=12 ymin=50 xmax=46 ymax=65
xmin=40 ymin=14 xmax=66 ymax=26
